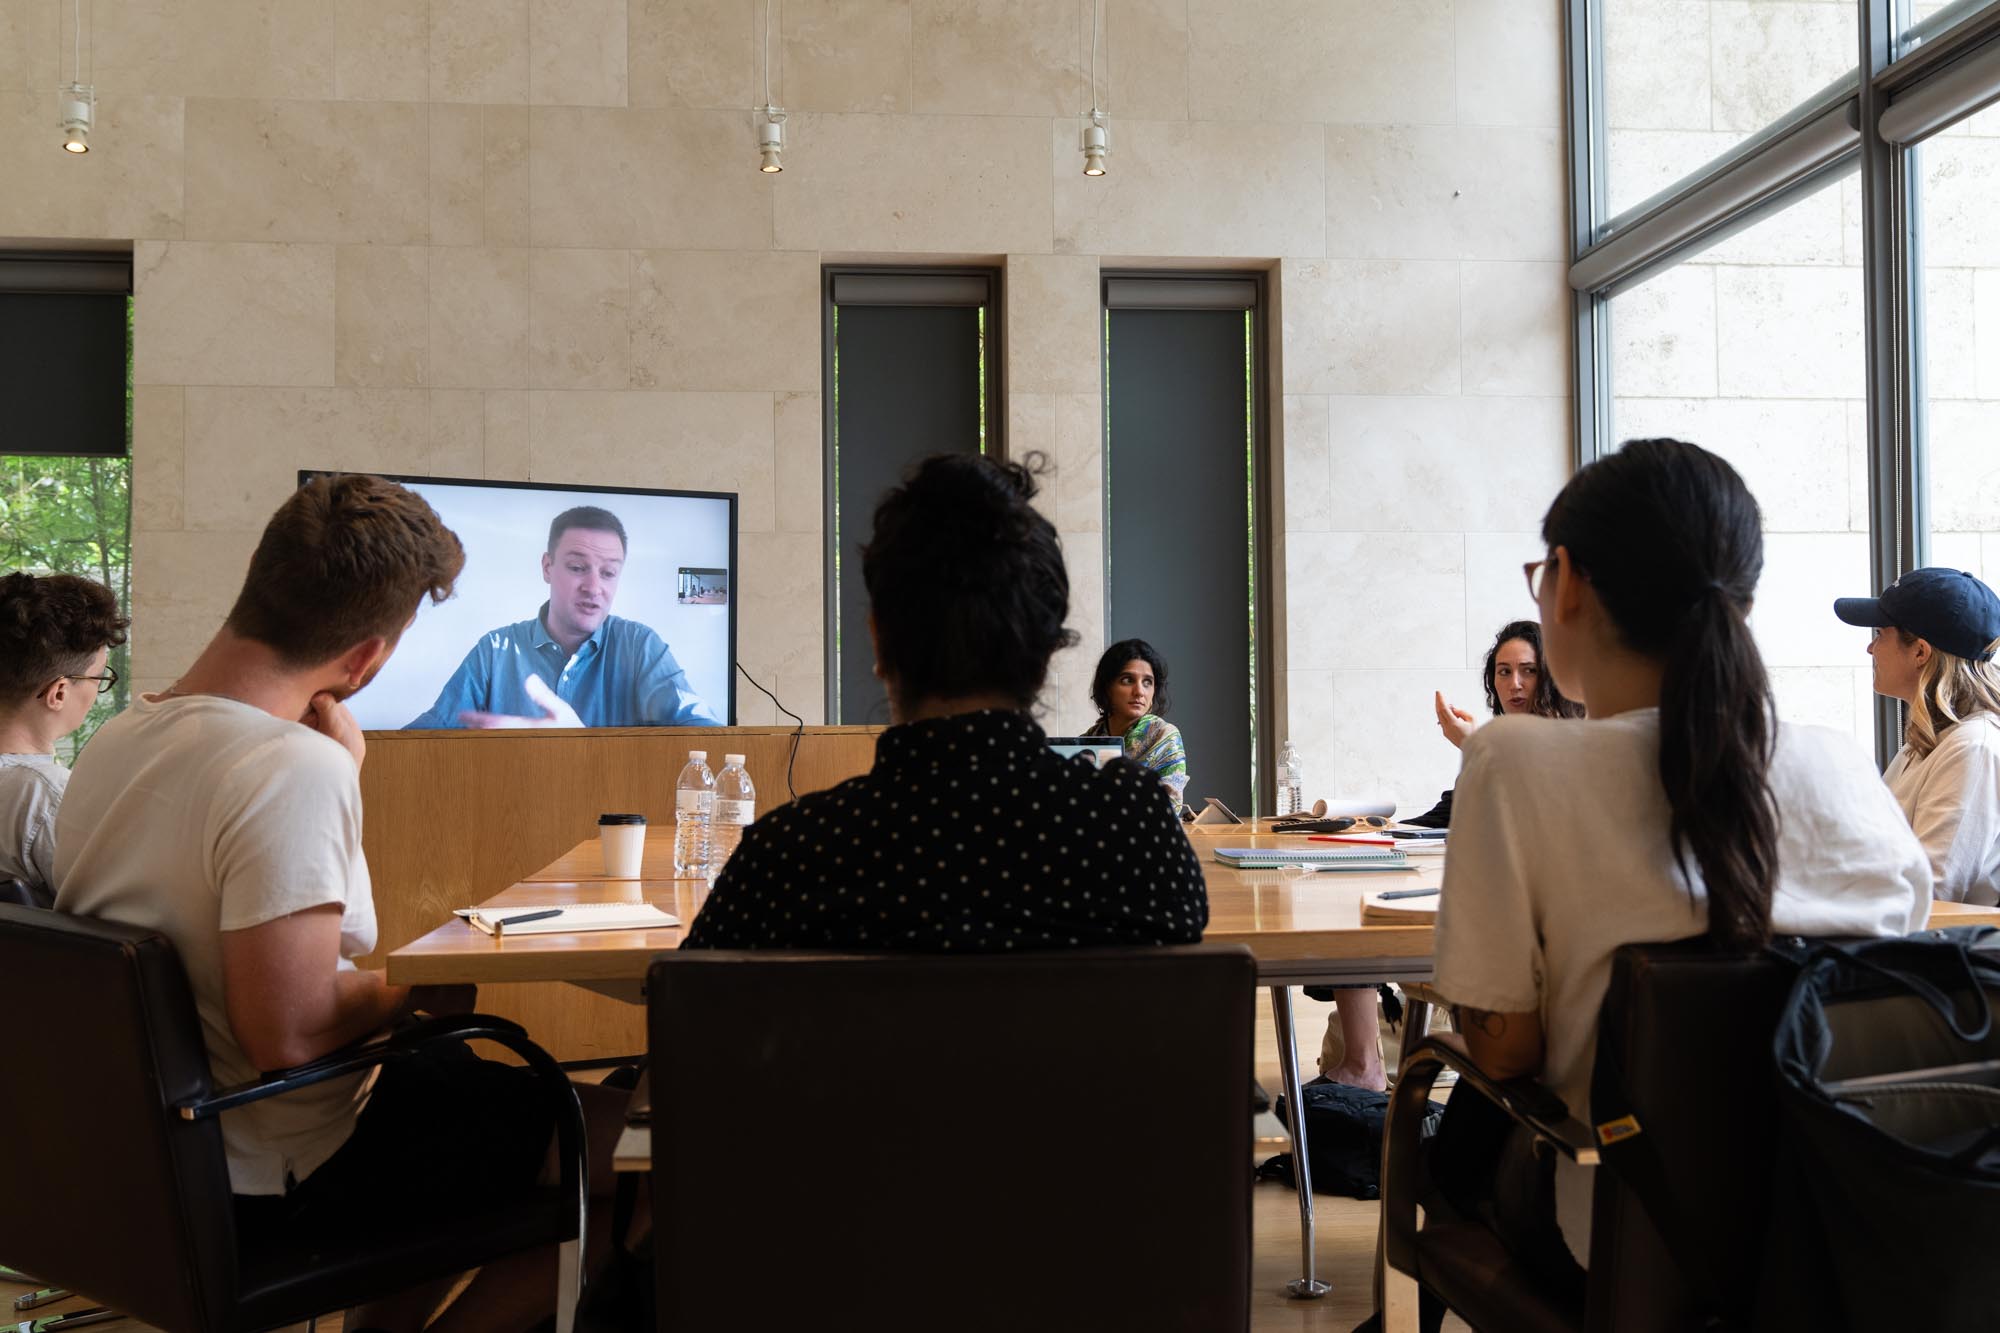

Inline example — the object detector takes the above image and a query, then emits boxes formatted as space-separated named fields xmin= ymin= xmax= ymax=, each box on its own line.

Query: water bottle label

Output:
xmin=676 ymin=790 xmax=710 ymax=814
xmin=715 ymin=799 xmax=755 ymax=826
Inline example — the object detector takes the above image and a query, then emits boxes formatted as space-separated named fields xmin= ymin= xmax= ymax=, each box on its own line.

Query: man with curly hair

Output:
xmin=0 ymin=571 xmax=129 ymax=904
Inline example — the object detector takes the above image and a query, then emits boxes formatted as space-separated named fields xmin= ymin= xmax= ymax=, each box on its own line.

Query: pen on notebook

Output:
xmin=1375 ymin=887 xmax=1440 ymax=901
xmin=493 ymin=909 xmax=564 ymax=930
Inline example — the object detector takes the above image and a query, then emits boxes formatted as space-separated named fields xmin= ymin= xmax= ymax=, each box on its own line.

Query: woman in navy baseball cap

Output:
xmin=1834 ymin=566 xmax=2000 ymax=904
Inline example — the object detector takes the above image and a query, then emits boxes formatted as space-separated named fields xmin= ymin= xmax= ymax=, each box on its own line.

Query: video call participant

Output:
xmin=54 ymin=476 xmax=624 ymax=1333
xmin=0 ymin=572 xmax=128 ymax=905
xmin=1836 ymin=567 xmax=2000 ymax=905
xmin=1408 ymin=619 xmax=1583 ymax=828
xmin=683 ymin=452 xmax=1208 ymax=952
xmin=407 ymin=505 xmax=721 ymax=729
xmin=1430 ymin=439 xmax=1928 ymax=1290
xmin=1084 ymin=639 xmax=1189 ymax=812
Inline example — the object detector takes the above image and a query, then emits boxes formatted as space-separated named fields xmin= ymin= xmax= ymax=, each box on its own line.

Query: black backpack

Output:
xmin=1258 ymin=1080 xmax=1444 ymax=1198
xmin=1753 ymin=926 xmax=2000 ymax=1333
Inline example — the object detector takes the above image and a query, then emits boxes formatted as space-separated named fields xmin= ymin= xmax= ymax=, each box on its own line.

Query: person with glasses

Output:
xmin=1834 ymin=567 xmax=2000 ymax=905
xmin=1403 ymin=439 xmax=1930 ymax=1299
xmin=0 ymin=571 xmax=128 ymax=905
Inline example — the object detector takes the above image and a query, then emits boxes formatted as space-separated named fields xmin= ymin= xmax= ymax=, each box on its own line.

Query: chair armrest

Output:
xmin=178 ymin=1013 xmax=533 ymax=1120
xmin=1381 ymin=1036 xmax=1599 ymax=1275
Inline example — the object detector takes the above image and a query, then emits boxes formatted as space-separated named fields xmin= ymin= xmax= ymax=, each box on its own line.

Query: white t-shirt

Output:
xmin=53 ymin=694 xmax=379 ymax=1195
xmin=1883 ymin=712 xmax=2000 ymax=906
xmin=0 ymin=753 xmax=67 ymax=897
xmin=1434 ymin=709 xmax=1931 ymax=1262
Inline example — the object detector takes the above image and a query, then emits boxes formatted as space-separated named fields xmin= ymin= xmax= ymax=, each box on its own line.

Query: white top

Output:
xmin=1434 ymin=709 xmax=1931 ymax=1262
xmin=1883 ymin=712 xmax=2000 ymax=906
xmin=53 ymin=695 xmax=379 ymax=1195
xmin=0 ymin=753 xmax=67 ymax=896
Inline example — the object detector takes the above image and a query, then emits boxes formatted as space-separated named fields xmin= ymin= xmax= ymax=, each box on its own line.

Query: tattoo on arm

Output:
xmin=1458 ymin=1007 xmax=1509 ymax=1038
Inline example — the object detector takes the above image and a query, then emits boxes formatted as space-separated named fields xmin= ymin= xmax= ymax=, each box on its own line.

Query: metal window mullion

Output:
xmin=1566 ymin=0 xmax=1610 ymax=466
xmin=1859 ymin=0 xmax=1925 ymax=767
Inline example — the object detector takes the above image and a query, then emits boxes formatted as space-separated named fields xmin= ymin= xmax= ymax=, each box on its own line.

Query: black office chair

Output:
xmin=1381 ymin=939 xmax=1804 ymax=1333
xmin=647 ymin=945 xmax=1258 ymax=1333
xmin=0 ymin=903 xmax=588 ymax=1333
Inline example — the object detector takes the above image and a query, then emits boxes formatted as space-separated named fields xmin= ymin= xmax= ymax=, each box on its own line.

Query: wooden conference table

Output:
xmin=388 ymin=828 xmax=2000 ymax=1301
xmin=391 ymin=822 xmax=1437 ymax=1299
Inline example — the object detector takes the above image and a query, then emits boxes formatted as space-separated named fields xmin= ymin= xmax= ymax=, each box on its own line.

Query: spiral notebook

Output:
xmin=1212 ymin=845 xmax=1410 ymax=871
xmin=457 ymin=902 xmax=681 ymax=936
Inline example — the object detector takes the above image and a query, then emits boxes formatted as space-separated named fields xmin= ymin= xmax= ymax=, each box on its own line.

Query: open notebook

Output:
xmin=1359 ymin=888 xmax=1440 ymax=925
xmin=457 ymin=902 xmax=681 ymax=937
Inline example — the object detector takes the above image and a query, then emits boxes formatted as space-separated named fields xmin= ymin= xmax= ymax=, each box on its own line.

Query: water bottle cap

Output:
xmin=688 ymin=750 xmax=707 ymax=762
xmin=723 ymin=753 xmax=745 ymax=765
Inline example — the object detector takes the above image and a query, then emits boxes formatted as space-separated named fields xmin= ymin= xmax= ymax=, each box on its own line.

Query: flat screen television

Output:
xmin=298 ymin=472 xmax=737 ymax=730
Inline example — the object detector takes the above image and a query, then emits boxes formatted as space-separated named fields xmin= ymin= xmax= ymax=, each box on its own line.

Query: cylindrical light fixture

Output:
xmin=1081 ymin=110 xmax=1107 ymax=176
xmin=757 ymin=107 xmax=786 ymax=173
xmin=59 ymin=81 xmax=93 ymax=154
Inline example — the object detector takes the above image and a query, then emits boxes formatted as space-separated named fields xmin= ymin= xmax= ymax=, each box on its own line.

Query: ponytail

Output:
xmin=1542 ymin=439 xmax=1780 ymax=951
xmin=1658 ymin=587 xmax=1779 ymax=948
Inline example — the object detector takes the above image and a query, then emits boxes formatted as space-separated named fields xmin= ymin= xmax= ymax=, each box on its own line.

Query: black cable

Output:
xmin=734 ymin=661 xmax=802 ymax=800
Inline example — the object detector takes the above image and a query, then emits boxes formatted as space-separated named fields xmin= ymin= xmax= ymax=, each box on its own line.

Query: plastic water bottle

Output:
xmin=1275 ymin=741 xmax=1304 ymax=817
xmin=672 ymin=750 xmax=715 ymax=877
xmin=709 ymin=753 xmax=756 ymax=879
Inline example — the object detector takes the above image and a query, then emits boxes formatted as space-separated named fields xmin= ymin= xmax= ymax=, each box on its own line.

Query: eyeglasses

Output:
xmin=43 ymin=666 xmax=117 ymax=698
xmin=1524 ymin=559 xmax=1550 ymax=601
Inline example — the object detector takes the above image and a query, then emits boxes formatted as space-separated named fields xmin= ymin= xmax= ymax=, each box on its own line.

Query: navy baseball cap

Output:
xmin=1834 ymin=567 xmax=2000 ymax=662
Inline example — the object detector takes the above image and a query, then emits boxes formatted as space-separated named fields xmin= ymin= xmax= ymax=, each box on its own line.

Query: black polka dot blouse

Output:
xmin=681 ymin=709 xmax=1209 ymax=952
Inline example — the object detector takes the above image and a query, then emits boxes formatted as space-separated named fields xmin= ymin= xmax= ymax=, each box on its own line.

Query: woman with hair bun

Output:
xmin=683 ymin=452 xmax=1208 ymax=952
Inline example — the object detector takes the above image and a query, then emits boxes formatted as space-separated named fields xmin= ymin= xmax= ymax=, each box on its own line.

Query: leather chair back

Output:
xmin=1585 ymin=939 xmax=1799 ymax=1332
xmin=0 ymin=904 xmax=239 ymax=1331
xmin=647 ymin=945 xmax=1256 ymax=1333
xmin=2 ymin=877 xmax=50 ymax=908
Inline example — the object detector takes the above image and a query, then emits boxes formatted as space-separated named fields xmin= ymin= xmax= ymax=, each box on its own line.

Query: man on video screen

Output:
xmin=406 ymin=505 xmax=722 ymax=729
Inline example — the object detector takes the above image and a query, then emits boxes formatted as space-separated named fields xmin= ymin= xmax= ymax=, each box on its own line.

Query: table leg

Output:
xmin=1271 ymin=984 xmax=1332 ymax=1300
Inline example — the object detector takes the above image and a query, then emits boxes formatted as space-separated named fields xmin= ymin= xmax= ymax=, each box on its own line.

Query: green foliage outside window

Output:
xmin=1 ymin=299 xmax=134 ymax=762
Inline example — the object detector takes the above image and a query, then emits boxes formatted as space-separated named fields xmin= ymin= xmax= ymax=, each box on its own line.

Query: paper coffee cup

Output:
xmin=598 ymin=813 xmax=648 ymax=879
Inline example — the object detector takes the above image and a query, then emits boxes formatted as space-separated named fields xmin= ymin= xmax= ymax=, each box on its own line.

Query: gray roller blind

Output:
xmin=0 ymin=252 xmax=131 ymax=458
xmin=825 ymin=271 xmax=995 ymax=724
xmin=1105 ymin=302 xmax=1258 ymax=813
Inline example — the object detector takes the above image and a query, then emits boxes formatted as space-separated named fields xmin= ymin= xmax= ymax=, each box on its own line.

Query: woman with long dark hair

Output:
xmin=1084 ymin=639 xmax=1188 ymax=811
xmin=1430 ymin=439 xmax=1930 ymax=1283
xmin=1408 ymin=619 xmax=1582 ymax=828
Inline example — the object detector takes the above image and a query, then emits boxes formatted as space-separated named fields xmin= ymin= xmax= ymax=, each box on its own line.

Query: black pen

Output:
xmin=1375 ymin=888 xmax=1440 ymax=901
xmin=494 ymin=909 xmax=564 ymax=931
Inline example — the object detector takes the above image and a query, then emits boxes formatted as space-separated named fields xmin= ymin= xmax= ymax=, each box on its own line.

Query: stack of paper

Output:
xmin=1212 ymin=845 xmax=1410 ymax=871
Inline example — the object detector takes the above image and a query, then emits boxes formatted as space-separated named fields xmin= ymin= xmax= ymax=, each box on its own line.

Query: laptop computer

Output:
xmin=1046 ymin=736 xmax=1125 ymax=768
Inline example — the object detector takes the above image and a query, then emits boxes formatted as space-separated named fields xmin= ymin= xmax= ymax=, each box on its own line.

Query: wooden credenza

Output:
xmin=358 ymin=725 xmax=881 ymax=1059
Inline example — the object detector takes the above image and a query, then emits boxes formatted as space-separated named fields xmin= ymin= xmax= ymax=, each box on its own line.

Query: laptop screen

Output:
xmin=1046 ymin=736 xmax=1125 ymax=768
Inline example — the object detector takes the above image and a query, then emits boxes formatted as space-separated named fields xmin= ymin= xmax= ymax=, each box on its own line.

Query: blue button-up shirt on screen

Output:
xmin=405 ymin=605 xmax=722 ymax=728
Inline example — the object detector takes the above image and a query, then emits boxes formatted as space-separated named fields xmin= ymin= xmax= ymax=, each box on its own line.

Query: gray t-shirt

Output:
xmin=0 ymin=753 xmax=67 ymax=900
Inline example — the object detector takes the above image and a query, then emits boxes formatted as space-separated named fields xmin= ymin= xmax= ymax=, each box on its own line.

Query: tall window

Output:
xmin=1601 ymin=0 xmax=1856 ymax=220
xmin=1914 ymin=122 xmax=2000 ymax=586
xmin=821 ymin=268 xmax=999 ymax=725
xmin=1101 ymin=275 xmax=1271 ymax=814
xmin=1609 ymin=174 xmax=1873 ymax=743
xmin=1 ymin=255 xmax=134 ymax=759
